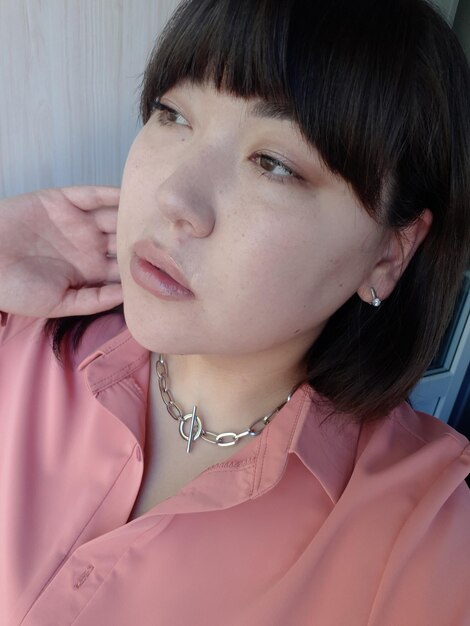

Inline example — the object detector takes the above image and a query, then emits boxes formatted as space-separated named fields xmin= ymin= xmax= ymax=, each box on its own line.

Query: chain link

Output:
xmin=156 ymin=354 xmax=300 ymax=449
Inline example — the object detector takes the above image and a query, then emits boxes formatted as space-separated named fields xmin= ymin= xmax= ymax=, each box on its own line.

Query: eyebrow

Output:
xmin=247 ymin=101 xmax=296 ymax=122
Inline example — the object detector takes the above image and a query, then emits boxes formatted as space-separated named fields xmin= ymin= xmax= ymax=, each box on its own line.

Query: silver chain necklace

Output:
xmin=156 ymin=354 xmax=300 ymax=453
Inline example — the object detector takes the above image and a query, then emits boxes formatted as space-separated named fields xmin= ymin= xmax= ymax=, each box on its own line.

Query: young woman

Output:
xmin=1 ymin=0 xmax=469 ymax=624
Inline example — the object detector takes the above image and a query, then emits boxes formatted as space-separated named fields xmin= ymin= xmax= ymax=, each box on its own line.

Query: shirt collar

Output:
xmin=77 ymin=325 xmax=150 ymax=444
xmin=77 ymin=324 xmax=361 ymax=512
xmin=289 ymin=389 xmax=362 ymax=503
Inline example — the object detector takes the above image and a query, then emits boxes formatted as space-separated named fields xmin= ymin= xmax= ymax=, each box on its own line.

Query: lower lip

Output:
xmin=129 ymin=255 xmax=194 ymax=301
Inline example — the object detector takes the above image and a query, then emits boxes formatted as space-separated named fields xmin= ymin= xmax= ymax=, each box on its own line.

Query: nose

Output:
xmin=155 ymin=157 xmax=216 ymax=239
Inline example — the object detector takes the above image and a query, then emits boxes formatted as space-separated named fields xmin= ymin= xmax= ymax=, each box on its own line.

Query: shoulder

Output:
xmin=391 ymin=401 xmax=470 ymax=489
xmin=350 ymin=400 xmax=470 ymax=530
xmin=368 ymin=402 xmax=470 ymax=549
xmin=357 ymin=400 xmax=470 ymax=476
xmin=364 ymin=404 xmax=470 ymax=623
xmin=0 ymin=311 xmax=128 ymax=368
xmin=0 ymin=311 xmax=40 ymax=345
xmin=390 ymin=400 xmax=469 ymax=449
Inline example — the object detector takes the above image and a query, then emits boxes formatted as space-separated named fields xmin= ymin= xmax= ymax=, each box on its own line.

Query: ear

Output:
xmin=357 ymin=209 xmax=433 ymax=305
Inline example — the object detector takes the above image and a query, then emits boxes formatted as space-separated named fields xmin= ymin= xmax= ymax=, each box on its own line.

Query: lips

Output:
xmin=132 ymin=239 xmax=192 ymax=292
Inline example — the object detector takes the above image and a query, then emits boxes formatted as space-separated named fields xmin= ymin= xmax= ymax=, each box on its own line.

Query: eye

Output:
xmin=151 ymin=100 xmax=189 ymax=127
xmin=253 ymin=153 xmax=300 ymax=184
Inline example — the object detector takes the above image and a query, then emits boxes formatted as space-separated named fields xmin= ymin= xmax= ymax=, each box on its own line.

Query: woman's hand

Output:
xmin=0 ymin=186 xmax=123 ymax=318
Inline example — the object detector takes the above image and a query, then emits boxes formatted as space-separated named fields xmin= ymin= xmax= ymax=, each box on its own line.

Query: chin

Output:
xmin=121 ymin=301 xmax=194 ymax=355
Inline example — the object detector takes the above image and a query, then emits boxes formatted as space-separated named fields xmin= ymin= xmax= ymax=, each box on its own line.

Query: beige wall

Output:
xmin=0 ymin=0 xmax=180 ymax=197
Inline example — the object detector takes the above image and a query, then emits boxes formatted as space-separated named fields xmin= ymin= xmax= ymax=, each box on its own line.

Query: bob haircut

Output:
xmin=45 ymin=0 xmax=470 ymax=424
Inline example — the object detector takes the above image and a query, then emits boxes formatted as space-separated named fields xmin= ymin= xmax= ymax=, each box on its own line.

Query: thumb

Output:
xmin=58 ymin=283 xmax=124 ymax=317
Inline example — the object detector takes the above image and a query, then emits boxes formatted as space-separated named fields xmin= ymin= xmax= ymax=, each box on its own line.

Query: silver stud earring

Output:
xmin=370 ymin=287 xmax=382 ymax=307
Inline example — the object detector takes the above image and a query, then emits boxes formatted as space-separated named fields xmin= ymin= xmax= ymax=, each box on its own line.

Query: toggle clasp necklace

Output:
xmin=156 ymin=354 xmax=300 ymax=454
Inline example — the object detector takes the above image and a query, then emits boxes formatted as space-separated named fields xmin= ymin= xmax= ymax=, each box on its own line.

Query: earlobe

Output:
xmin=357 ymin=208 xmax=433 ymax=305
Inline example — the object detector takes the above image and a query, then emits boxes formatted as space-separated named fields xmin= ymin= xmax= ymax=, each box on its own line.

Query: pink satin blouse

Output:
xmin=1 ymin=310 xmax=469 ymax=625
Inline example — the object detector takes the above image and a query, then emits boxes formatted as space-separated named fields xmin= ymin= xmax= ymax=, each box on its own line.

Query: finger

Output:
xmin=61 ymin=186 xmax=121 ymax=211
xmin=104 ymin=258 xmax=121 ymax=283
xmin=106 ymin=233 xmax=117 ymax=256
xmin=60 ymin=283 xmax=124 ymax=316
xmin=93 ymin=208 xmax=118 ymax=234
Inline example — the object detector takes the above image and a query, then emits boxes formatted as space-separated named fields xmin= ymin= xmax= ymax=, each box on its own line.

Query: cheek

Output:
xmin=214 ymin=216 xmax=372 ymax=332
xmin=117 ymin=139 xmax=170 ymax=245
xmin=223 ymin=216 xmax=337 ymax=296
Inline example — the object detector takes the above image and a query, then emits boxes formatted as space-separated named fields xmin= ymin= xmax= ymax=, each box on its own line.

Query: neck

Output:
xmin=152 ymin=336 xmax=312 ymax=433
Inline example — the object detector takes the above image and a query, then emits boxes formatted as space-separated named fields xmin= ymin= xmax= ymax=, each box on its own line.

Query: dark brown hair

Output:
xmin=45 ymin=0 xmax=470 ymax=423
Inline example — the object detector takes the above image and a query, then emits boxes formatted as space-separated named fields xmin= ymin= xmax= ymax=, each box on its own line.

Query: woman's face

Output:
xmin=117 ymin=81 xmax=388 ymax=357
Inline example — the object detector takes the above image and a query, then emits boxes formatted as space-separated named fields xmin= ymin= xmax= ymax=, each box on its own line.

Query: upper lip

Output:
xmin=132 ymin=239 xmax=193 ymax=292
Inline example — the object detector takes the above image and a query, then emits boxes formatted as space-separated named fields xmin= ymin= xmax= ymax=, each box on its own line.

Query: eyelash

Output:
xmin=151 ymin=100 xmax=187 ymax=126
xmin=150 ymin=99 xmax=301 ymax=185
xmin=252 ymin=154 xmax=298 ymax=185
